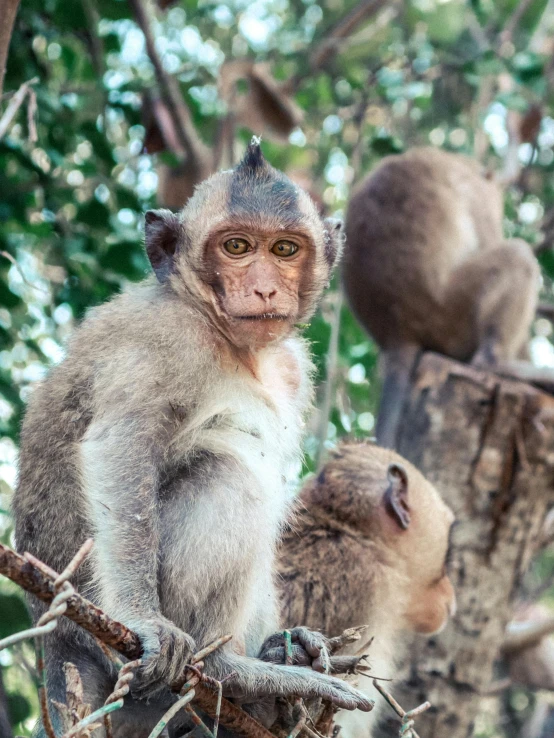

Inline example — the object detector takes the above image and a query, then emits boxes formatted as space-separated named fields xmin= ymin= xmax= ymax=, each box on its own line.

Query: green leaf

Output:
xmin=99 ymin=241 xmax=148 ymax=279
xmin=0 ymin=277 xmax=22 ymax=309
xmin=7 ymin=693 xmax=32 ymax=725
xmin=0 ymin=593 xmax=31 ymax=638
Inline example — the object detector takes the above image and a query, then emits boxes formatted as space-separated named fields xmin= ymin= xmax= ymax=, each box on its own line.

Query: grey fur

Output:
xmin=13 ymin=148 xmax=369 ymax=737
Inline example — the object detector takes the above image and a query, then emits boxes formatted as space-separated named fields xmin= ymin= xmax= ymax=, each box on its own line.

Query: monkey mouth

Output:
xmin=234 ymin=313 xmax=290 ymax=321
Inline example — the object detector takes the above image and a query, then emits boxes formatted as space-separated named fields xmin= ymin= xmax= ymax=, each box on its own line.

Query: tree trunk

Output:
xmin=381 ymin=352 xmax=554 ymax=738
xmin=0 ymin=0 xmax=20 ymax=100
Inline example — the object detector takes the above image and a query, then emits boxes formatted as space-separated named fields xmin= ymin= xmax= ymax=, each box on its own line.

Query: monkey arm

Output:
xmin=81 ymin=411 xmax=165 ymax=617
xmin=80 ymin=408 xmax=196 ymax=698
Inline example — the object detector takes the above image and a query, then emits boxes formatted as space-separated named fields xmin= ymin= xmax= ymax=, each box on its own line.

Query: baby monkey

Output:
xmin=343 ymin=147 xmax=540 ymax=447
xmin=13 ymin=141 xmax=371 ymax=737
xmin=279 ymin=441 xmax=456 ymax=737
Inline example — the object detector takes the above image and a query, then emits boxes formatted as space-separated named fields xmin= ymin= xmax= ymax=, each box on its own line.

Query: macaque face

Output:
xmin=204 ymin=226 xmax=314 ymax=348
xmin=404 ymin=520 xmax=457 ymax=635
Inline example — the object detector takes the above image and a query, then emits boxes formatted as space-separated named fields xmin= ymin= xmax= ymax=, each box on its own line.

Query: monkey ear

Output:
xmin=144 ymin=209 xmax=181 ymax=283
xmin=323 ymin=218 xmax=344 ymax=269
xmin=383 ymin=463 xmax=411 ymax=530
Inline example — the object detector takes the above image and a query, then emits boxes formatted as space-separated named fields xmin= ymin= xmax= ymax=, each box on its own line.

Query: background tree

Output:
xmin=1 ymin=0 xmax=554 ymax=735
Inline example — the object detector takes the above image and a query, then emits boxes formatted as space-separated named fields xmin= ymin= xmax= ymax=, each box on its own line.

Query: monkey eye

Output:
xmin=271 ymin=240 xmax=298 ymax=257
xmin=224 ymin=238 xmax=251 ymax=255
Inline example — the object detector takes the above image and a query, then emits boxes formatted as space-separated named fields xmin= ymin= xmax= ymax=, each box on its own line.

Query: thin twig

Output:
xmin=103 ymin=659 xmax=141 ymax=738
xmin=184 ymin=704 xmax=215 ymax=738
xmin=147 ymin=690 xmax=196 ymax=738
xmin=327 ymin=626 xmax=369 ymax=655
xmin=0 ymin=76 xmax=38 ymax=140
xmin=191 ymin=634 xmax=233 ymax=664
xmin=0 ymin=250 xmax=49 ymax=293
xmin=62 ymin=699 xmax=124 ymax=738
xmin=213 ymin=680 xmax=223 ymax=738
xmin=36 ymin=638 xmax=56 ymax=738
xmin=0 ymin=620 xmax=57 ymax=651
xmin=287 ymin=701 xmax=307 ymax=738
xmin=55 ymin=539 xmax=94 ymax=587
xmin=372 ymin=680 xmax=430 ymax=738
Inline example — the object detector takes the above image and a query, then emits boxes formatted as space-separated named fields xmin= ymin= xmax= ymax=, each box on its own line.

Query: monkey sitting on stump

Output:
xmin=13 ymin=140 xmax=372 ymax=738
xmin=343 ymin=147 xmax=541 ymax=448
xmin=279 ymin=440 xmax=456 ymax=738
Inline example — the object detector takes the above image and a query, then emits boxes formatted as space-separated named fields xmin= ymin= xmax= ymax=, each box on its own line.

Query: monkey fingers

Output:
xmin=258 ymin=628 xmax=330 ymax=673
xmin=259 ymin=644 xmax=313 ymax=666
xmin=290 ymin=627 xmax=330 ymax=673
xmin=277 ymin=667 xmax=373 ymax=711
xmin=129 ymin=617 xmax=196 ymax=699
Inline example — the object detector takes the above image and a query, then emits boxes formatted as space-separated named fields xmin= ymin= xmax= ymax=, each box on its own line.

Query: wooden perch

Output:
xmin=377 ymin=352 xmax=554 ymax=738
xmin=0 ymin=544 xmax=364 ymax=737
xmin=0 ymin=543 xmax=276 ymax=738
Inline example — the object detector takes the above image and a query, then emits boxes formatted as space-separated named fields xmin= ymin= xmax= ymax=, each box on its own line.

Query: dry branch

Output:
xmin=373 ymin=679 xmax=430 ymax=738
xmin=0 ymin=543 xmax=305 ymax=738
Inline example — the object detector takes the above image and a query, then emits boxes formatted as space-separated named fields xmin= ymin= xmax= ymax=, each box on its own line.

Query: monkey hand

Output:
xmin=228 ymin=662 xmax=373 ymax=712
xmin=129 ymin=616 xmax=196 ymax=699
xmin=258 ymin=626 xmax=330 ymax=673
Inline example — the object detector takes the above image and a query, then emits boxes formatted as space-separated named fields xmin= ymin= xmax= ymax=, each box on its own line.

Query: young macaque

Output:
xmin=343 ymin=147 xmax=540 ymax=447
xmin=279 ymin=440 xmax=456 ymax=737
xmin=13 ymin=140 xmax=372 ymax=737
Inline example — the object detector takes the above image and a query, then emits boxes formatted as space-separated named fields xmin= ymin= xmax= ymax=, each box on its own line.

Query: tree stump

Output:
xmin=381 ymin=352 xmax=554 ymax=738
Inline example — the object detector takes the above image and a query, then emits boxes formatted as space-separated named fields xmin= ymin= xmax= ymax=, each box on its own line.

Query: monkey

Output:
xmin=342 ymin=147 xmax=541 ymax=448
xmin=12 ymin=140 xmax=372 ymax=737
xmin=278 ymin=440 xmax=456 ymax=737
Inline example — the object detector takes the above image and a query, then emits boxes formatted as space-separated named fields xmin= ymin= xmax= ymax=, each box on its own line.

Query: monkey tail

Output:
xmin=375 ymin=344 xmax=420 ymax=450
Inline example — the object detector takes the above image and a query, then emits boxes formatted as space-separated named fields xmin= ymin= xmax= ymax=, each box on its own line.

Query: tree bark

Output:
xmin=381 ymin=352 xmax=554 ymax=738
xmin=0 ymin=0 xmax=20 ymax=100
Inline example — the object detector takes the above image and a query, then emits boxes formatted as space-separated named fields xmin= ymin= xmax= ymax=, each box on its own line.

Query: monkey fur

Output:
xmin=13 ymin=141 xmax=372 ymax=737
xmin=343 ymin=147 xmax=540 ymax=448
xmin=279 ymin=440 xmax=456 ymax=737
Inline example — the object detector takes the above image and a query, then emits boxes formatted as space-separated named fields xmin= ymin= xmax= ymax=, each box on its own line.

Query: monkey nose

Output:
xmin=254 ymin=288 xmax=277 ymax=302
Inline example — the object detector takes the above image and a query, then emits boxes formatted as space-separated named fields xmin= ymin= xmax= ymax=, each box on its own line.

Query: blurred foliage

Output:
xmin=1 ymin=0 xmax=554 ymax=734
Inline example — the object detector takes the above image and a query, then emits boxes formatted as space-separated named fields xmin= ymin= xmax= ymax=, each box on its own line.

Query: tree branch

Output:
xmin=0 ymin=0 xmax=20 ymax=100
xmin=309 ymin=0 xmax=390 ymax=70
xmin=127 ymin=0 xmax=211 ymax=179
xmin=502 ymin=617 xmax=554 ymax=655
xmin=0 ymin=542 xmax=280 ymax=738
xmin=0 ymin=76 xmax=37 ymax=141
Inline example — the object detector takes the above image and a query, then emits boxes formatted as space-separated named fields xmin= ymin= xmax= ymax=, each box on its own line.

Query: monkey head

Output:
xmin=144 ymin=138 xmax=343 ymax=349
xmin=305 ymin=442 xmax=456 ymax=636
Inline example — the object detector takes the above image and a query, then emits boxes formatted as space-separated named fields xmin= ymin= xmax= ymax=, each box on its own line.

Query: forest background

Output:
xmin=1 ymin=0 xmax=554 ymax=734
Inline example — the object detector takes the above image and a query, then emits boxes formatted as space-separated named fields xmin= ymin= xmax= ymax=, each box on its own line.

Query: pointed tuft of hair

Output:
xmin=236 ymin=135 xmax=268 ymax=174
